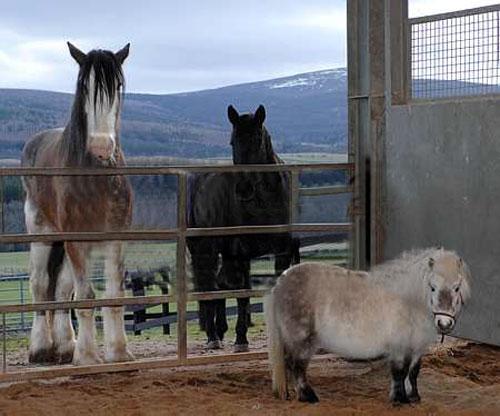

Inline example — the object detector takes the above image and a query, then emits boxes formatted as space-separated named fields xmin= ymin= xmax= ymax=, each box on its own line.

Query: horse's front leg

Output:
xmin=234 ymin=260 xmax=251 ymax=352
xmin=389 ymin=357 xmax=411 ymax=405
xmin=28 ymin=243 xmax=55 ymax=363
xmin=66 ymin=242 xmax=102 ymax=365
xmin=52 ymin=258 xmax=76 ymax=364
xmin=407 ymin=358 xmax=422 ymax=403
xmin=102 ymin=241 xmax=134 ymax=362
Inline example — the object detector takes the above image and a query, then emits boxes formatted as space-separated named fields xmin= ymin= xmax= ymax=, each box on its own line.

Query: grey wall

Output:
xmin=385 ymin=96 xmax=500 ymax=345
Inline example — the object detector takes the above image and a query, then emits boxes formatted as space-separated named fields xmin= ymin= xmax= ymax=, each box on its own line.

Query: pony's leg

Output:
xmin=406 ymin=358 xmax=422 ymax=403
xmin=285 ymin=350 xmax=318 ymax=403
xmin=52 ymin=259 xmax=76 ymax=364
xmin=28 ymin=243 xmax=55 ymax=363
xmin=389 ymin=357 xmax=411 ymax=405
xmin=66 ymin=242 xmax=102 ymax=365
xmin=102 ymin=242 xmax=134 ymax=363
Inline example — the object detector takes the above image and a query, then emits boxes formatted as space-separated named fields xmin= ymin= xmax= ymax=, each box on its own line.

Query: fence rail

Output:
xmin=0 ymin=162 xmax=354 ymax=381
xmin=410 ymin=4 xmax=500 ymax=100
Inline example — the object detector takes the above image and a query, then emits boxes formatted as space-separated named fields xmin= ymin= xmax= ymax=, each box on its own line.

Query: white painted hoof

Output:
xmin=104 ymin=348 xmax=135 ymax=363
xmin=73 ymin=349 xmax=103 ymax=366
xmin=54 ymin=339 xmax=75 ymax=364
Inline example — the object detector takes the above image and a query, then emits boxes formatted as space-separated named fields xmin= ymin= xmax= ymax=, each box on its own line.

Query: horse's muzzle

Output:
xmin=434 ymin=312 xmax=456 ymax=334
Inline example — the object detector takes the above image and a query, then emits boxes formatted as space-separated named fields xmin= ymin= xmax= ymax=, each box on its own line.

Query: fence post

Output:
xmin=20 ymin=278 xmax=25 ymax=332
xmin=2 ymin=313 xmax=6 ymax=373
xmin=176 ymin=173 xmax=188 ymax=363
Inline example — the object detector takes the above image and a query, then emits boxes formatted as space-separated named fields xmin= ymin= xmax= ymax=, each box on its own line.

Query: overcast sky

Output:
xmin=0 ymin=0 xmax=496 ymax=94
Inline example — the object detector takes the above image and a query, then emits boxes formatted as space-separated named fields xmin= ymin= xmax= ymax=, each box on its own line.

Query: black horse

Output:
xmin=187 ymin=104 xmax=298 ymax=352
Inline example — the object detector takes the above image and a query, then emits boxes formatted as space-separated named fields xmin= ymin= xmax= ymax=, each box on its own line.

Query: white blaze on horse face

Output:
xmin=85 ymin=68 xmax=119 ymax=161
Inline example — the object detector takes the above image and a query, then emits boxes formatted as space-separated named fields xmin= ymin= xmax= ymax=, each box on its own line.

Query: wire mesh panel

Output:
xmin=411 ymin=5 xmax=500 ymax=99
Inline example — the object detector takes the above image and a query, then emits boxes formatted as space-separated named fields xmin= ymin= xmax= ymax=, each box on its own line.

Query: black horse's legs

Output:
xmin=215 ymin=298 xmax=228 ymax=342
xmin=198 ymin=301 xmax=206 ymax=331
xmin=200 ymin=300 xmax=220 ymax=349
xmin=285 ymin=352 xmax=318 ymax=403
xmin=234 ymin=297 xmax=250 ymax=352
xmin=390 ymin=357 xmax=411 ymax=405
xmin=407 ymin=358 xmax=422 ymax=403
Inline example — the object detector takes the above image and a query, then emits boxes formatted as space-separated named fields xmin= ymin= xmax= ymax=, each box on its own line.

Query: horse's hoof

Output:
xmin=298 ymin=386 xmax=319 ymax=403
xmin=104 ymin=348 xmax=135 ymax=363
xmin=29 ymin=347 xmax=56 ymax=364
xmin=408 ymin=393 xmax=421 ymax=404
xmin=233 ymin=343 xmax=249 ymax=353
xmin=72 ymin=350 xmax=103 ymax=366
xmin=207 ymin=340 xmax=222 ymax=349
xmin=55 ymin=350 xmax=74 ymax=364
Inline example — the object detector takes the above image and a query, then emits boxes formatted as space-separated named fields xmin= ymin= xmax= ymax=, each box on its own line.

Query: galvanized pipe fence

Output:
xmin=0 ymin=162 xmax=353 ymax=382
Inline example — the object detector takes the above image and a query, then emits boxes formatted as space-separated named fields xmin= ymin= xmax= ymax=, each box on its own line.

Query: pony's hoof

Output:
xmin=29 ymin=347 xmax=56 ymax=364
xmin=207 ymin=340 xmax=222 ymax=350
xmin=234 ymin=343 xmax=249 ymax=353
xmin=298 ymin=386 xmax=319 ymax=403
xmin=408 ymin=393 xmax=421 ymax=403
xmin=391 ymin=395 xmax=411 ymax=406
xmin=73 ymin=350 xmax=103 ymax=366
xmin=105 ymin=349 xmax=135 ymax=363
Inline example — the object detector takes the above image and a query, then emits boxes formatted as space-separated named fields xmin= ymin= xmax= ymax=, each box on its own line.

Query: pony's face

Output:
xmin=228 ymin=104 xmax=267 ymax=164
xmin=426 ymin=253 xmax=471 ymax=335
xmin=68 ymin=42 xmax=129 ymax=162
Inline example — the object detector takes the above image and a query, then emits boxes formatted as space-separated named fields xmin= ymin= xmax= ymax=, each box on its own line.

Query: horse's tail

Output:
xmin=264 ymin=293 xmax=287 ymax=400
xmin=47 ymin=241 xmax=65 ymax=301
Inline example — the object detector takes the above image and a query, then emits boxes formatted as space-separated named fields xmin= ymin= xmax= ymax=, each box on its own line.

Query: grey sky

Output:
xmin=0 ymin=0 xmax=495 ymax=94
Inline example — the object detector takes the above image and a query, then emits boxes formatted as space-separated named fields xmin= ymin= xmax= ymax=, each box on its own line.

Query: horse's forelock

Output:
xmin=77 ymin=49 xmax=124 ymax=112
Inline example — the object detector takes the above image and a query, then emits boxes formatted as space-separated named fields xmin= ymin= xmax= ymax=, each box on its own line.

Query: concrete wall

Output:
xmin=385 ymin=96 xmax=500 ymax=345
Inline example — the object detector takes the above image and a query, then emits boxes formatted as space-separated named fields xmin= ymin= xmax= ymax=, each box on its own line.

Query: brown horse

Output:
xmin=21 ymin=42 xmax=133 ymax=365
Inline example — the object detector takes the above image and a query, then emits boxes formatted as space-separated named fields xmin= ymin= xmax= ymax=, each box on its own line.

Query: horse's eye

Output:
xmin=430 ymin=285 xmax=436 ymax=292
xmin=454 ymin=286 xmax=460 ymax=293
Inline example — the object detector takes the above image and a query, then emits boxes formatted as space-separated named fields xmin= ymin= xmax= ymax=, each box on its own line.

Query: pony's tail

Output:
xmin=47 ymin=241 xmax=65 ymax=301
xmin=264 ymin=293 xmax=287 ymax=400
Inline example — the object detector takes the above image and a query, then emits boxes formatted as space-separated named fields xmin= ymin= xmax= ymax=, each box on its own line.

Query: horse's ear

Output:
xmin=228 ymin=105 xmax=239 ymax=125
xmin=428 ymin=258 xmax=435 ymax=269
xmin=67 ymin=42 xmax=86 ymax=66
xmin=115 ymin=43 xmax=130 ymax=64
xmin=255 ymin=104 xmax=266 ymax=125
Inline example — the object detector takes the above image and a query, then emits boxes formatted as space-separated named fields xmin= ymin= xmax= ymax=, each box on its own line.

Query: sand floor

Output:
xmin=0 ymin=342 xmax=499 ymax=416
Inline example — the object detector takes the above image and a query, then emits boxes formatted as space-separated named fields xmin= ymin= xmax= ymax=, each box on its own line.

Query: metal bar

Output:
xmin=185 ymin=223 xmax=351 ymax=238
xmin=0 ymin=351 xmax=269 ymax=383
xmin=299 ymin=185 xmax=352 ymax=196
xmin=0 ymin=223 xmax=351 ymax=244
xmin=409 ymin=4 xmax=500 ymax=25
xmin=176 ymin=173 xmax=188 ymax=363
xmin=0 ymin=230 xmax=178 ymax=244
xmin=289 ymin=171 xmax=300 ymax=225
xmin=0 ymin=163 xmax=353 ymax=177
xmin=0 ymin=176 xmax=4 ymax=234
xmin=0 ymin=289 xmax=269 ymax=314
xmin=2 ymin=314 xmax=6 ymax=373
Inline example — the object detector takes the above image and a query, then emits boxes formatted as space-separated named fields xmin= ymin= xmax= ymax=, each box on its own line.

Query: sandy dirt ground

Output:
xmin=1 ymin=341 xmax=500 ymax=416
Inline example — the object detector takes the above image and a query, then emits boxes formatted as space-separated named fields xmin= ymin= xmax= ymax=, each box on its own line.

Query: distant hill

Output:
xmin=1 ymin=70 xmax=496 ymax=159
xmin=0 ymin=68 xmax=348 ymax=159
